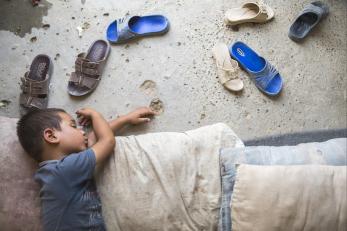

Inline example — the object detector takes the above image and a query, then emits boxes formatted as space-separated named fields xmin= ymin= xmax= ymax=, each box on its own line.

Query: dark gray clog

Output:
xmin=289 ymin=1 xmax=329 ymax=42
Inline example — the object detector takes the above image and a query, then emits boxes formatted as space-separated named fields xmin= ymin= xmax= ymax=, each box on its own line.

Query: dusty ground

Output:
xmin=0 ymin=0 xmax=346 ymax=140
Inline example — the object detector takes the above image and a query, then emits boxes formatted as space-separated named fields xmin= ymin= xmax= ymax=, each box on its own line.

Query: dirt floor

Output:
xmin=0 ymin=0 xmax=346 ymax=140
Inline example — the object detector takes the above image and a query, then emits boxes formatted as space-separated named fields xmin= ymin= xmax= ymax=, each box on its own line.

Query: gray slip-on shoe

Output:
xmin=289 ymin=1 xmax=329 ymax=42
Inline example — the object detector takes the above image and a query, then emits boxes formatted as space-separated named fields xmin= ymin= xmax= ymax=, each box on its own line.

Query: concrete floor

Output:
xmin=0 ymin=0 xmax=346 ymax=140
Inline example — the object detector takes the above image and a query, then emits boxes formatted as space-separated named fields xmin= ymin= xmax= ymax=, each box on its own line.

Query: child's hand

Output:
xmin=125 ymin=107 xmax=156 ymax=125
xmin=76 ymin=107 xmax=99 ymax=126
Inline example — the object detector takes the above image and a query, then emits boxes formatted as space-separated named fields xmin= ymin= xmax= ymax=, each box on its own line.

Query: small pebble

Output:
xmin=30 ymin=36 xmax=37 ymax=42
xmin=0 ymin=100 xmax=11 ymax=108
xmin=42 ymin=24 xmax=50 ymax=29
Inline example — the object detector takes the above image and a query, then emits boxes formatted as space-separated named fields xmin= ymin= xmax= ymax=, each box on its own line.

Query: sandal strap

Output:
xmin=243 ymin=1 xmax=269 ymax=21
xmin=20 ymin=72 xmax=49 ymax=96
xmin=216 ymin=59 xmax=239 ymax=82
xmin=217 ymin=63 xmax=238 ymax=74
xmin=75 ymin=53 xmax=101 ymax=76
xmin=257 ymin=0 xmax=267 ymax=13
xmin=249 ymin=60 xmax=278 ymax=89
xmin=115 ymin=16 xmax=137 ymax=42
xmin=69 ymin=72 xmax=100 ymax=89
xmin=19 ymin=93 xmax=46 ymax=109
xmin=221 ymin=73 xmax=239 ymax=85
xmin=302 ymin=3 xmax=326 ymax=18
xmin=255 ymin=1 xmax=269 ymax=20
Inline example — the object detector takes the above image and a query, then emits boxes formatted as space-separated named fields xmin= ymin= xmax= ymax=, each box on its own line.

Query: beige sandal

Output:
xmin=224 ymin=1 xmax=274 ymax=26
xmin=212 ymin=43 xmax=243 ymax=92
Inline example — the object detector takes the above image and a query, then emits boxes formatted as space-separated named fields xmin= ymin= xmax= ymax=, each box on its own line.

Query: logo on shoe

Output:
xmin=37 ymin=63 xmax=47 ymax=77
xmin=237 ymin=48 xmax=245 ymax=57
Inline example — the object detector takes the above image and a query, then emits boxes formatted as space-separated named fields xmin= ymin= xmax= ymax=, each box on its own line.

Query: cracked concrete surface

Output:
xmin=0 ymin=0 xmax=346 ymax=140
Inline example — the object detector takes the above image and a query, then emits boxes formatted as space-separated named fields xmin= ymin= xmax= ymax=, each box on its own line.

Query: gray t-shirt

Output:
xmin=34 ymin=149 xmax=106 ymax=231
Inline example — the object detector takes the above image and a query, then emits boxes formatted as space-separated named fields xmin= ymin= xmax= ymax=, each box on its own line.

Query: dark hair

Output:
xmin=17 ymin=108 xmax=66 ymax=162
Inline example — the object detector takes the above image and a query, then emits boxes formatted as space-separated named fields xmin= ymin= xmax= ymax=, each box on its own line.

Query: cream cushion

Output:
xmin=232 ymin=164 xmax=347 ymax=231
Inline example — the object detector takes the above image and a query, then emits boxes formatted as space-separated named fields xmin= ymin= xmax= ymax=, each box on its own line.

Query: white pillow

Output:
xmin=232 ymin=164 xmax=347 ymax=231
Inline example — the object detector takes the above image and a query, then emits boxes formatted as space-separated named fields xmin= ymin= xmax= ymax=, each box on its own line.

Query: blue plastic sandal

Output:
xmin=106 ymin=15 xmax=170 ymax=44
xmin=229 ymin=41 xmax=283 ymax=96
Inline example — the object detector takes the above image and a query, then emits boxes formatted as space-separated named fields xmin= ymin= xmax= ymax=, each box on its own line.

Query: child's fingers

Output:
xmin=77 ymin=115 xmax=85 ymax=122
xmin=78 ymin=117 xmax=88 ymax=125
xmin=140 ymin=108 xmax=157 ymax=116
xmin=82 ymin=118 xmax=90 ymax=126
xmin=76 ymin=111 xmax=85 ymax=118
xmin=80 ymin=119 xmax=85 ymax=126
xmin=78 ymin=119 xmax=83 ymax=126
xmin=76 ymin=108 xmax=90 ymax=117
xmin=138 ymin=117 xmax=151 ymax=123
xmin=76 ymin=108 xmax=84 ymax=115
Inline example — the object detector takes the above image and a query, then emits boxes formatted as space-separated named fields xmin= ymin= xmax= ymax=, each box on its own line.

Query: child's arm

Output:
xmin=76 ymin=108 xmax=115 ymax=165
xmin=86 ymin=107 xmax=156 ymax=147
xmin=108 ymin=107 xmax=156 ymax=134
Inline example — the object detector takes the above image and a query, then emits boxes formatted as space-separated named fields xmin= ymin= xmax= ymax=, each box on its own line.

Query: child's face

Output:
xmin=57 ymin=112 xmax=88 ymax=154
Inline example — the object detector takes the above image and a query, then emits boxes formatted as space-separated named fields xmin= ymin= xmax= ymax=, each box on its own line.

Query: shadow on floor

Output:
xmin=0 ymin=0 xmax=52 ymax=37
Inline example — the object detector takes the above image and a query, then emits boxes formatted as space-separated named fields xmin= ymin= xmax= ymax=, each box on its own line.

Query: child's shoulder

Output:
xmin=35 ymin=149 xmax=95 ymax=186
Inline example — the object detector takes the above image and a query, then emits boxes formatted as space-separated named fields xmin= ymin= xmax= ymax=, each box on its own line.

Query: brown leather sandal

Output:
xmin=68 ymin=40 xmax=110 ymax=96
xmin=19 ymin=54 xmax=53 ymax=110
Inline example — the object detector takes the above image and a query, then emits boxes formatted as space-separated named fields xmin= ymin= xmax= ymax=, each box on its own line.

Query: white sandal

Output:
xmin=224 ymin=1 xmax=274 ymax=26
xmin=212 ymin=43 xmax=243 ymax=92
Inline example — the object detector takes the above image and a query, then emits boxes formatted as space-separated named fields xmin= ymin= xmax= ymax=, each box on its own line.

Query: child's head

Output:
xmin=17 ymin=108 xmax=88 ymax=162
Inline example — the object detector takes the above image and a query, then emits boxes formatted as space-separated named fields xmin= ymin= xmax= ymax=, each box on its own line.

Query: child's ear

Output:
xmin=43 ymin=128 xmax=60 ymax=144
